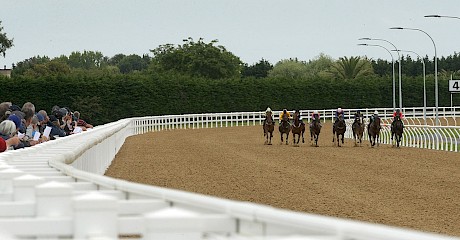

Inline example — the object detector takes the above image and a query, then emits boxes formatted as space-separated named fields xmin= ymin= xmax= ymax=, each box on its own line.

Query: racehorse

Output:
xmin=309 ymin=117 xmax=321 ymax=147
xmin=332 ymin=114 xmax=346 ymax=147
xmin=391 ymin=115 xmax=404 ymax=148
xmin=263 ymin=113 xmax=275 ymax=145
xmin=291 ymin=111 xmax=305 ymax=145
xmin=279 ymin=113 xmax=291 ymax=145
xmin=352 ymin=115 xmax=364 ymax=147
xmin=368 ymin=116 xmax=381 ymax=147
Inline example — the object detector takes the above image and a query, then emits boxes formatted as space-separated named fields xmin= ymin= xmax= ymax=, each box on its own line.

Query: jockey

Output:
xmin=264 ymin=107 xmax=274 ymax=125
xmin=311 ymin=110 xmax=322 ymax=127
xmin=279 ymin=109 xmax=291 ymax=122
xmin=354 ymin=110 xmax=362 ymax=122
xmin=391 ymin=109 xmax=404 ymax=129
xmin=369 ymin=110 xmax=379 ymax=124
xmin=294 ymin=109 xmax=305 ymax=127
xmin=334 ymin=107 xmax=344 ymax=124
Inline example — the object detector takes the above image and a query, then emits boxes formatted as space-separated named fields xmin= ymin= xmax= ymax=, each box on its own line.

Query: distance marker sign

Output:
xmin=449 ymin=80 xmax=460 ymax=92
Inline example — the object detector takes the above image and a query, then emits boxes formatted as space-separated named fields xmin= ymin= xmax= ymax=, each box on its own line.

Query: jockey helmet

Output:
xmin=266 ymin=107 xmax=272 ymax=113
xmin=396 ymin=109 xmax=400 ymax=113
xmin=295 ymin=109 xmax=300 ymax=113
xmin=337 ymin=107 xmax=342 ymax=113
xmin=357 ymin=110 xmax=361 ymax=114
xmin=374 ymin=110 xmax=378 ymax=115
xmin=313 ymin=110 xmax=319 ymax=114
xmin=283 ymin=109 xmax=287 ymax=113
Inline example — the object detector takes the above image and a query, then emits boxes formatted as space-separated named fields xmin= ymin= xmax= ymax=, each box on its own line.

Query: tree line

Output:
xmin=1 ymin=22 xmax=459 ymax=125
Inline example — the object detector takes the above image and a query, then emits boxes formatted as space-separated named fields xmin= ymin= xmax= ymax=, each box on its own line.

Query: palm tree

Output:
xmin=330 ymin=56 xmax=373 ymax=80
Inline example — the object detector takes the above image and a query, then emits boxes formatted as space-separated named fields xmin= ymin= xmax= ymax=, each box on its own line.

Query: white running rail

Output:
xmin=0 ymin=107 xmax=458 ymax=239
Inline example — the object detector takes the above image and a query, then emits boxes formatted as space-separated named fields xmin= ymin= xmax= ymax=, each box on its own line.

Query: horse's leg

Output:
xmin=316 ymin=133 xmax=319 ymax=147
xmin=286 ymin=132 xmax=289 ymax=145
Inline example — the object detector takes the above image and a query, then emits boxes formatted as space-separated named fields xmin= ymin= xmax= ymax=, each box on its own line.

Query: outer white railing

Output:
xmin=0 ymin=107 xmax=458 ymax=239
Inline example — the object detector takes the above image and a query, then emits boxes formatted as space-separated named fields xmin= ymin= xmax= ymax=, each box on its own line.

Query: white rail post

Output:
xmin=73 ymin=191 xmax=118 ymax=239
xmin=13 ymin=174 xmax=44 ymax=201
xmin=36 ymin=181 xmax=73 ymax=217
xmin=0 ymin=168 xmax=24 ymax=201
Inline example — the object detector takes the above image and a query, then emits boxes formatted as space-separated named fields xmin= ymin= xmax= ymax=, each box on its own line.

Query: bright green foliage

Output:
xmin=150 ymin=37 xmax=243 ymax=79
xmin=0 ymin=21 xmax=13 ymax=57
xmin=305 ymin=53 xmax=334 ymax=78
xmin=330 ymin=56 xmax=374 ymax=80
xmin=268 ymin=58 xmax=309 ymax=79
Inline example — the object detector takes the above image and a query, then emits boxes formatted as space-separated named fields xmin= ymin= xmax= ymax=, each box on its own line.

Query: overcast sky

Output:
xmin=1 ymin=0 xmax=459 ymax=68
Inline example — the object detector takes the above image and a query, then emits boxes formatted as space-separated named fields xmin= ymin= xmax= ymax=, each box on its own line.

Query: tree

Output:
xmin=305 ymin=53 xmax=334 ymax=78
xmin=67 ymin=51 xmax=108 ymax=69
xmin=242 ymin=59 xmax=273 ymax=78
xmin=150 ymin=37 xmax=243 ymax=79
xmin=330 ymin=56 xmax=374 ymax=80
xmin=0 ymin=21 xmax=13 ymax=57
xmin=118 ymin=54 xmax=148 ymax=74
xmin=268 ymin=58 xmax=309 ymax=79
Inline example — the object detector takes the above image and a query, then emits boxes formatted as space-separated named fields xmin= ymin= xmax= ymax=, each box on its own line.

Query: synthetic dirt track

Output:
xmin=105 ymin=122 xmax=460 ymax=236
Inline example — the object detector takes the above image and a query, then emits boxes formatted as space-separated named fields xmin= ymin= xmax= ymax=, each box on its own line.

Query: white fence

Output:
xmin=0 ymin=107 xmax=458 ymax=239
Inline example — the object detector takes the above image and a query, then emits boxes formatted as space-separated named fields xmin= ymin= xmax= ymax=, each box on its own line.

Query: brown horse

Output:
xmin=279 ymin=113 xmax=291 ymax=145
xmin=263 ymin=113 xmax=275 ymax=145
xmin=309 ymin=117 xmax=321 ymax=147
xmin=368 ymin=116 xmax=381 ymax=147
xmin=352 ymin=115 xmax=364 ymax=147
xmin=332 ymin=114 xmax=346 ymax=147
xmin=291 ymin=112 xmax=305 ymax=145
xmin=391 ymin=116 xmax=404 ymax=148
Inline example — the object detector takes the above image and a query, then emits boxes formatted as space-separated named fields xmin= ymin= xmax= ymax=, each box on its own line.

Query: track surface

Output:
xmin=105 ymin=122 xmax=460 ymax=236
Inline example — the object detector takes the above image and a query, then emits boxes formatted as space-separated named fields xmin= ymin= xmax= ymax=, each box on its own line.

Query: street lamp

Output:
xmin=425 ymin=15 xmax=460 ymax=20
xmin=358 ymin=43 xmax=396 ymax=111
xmin=359 ymin=38 xmax=402 ymax=110
xmin=392 ymin=49 xmax=427 ymax=125
xmin=390 ymin=27 xmax=438 ymax=125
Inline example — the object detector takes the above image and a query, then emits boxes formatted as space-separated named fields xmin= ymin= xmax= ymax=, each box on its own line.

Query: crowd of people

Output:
xmin=0 ymin=102 xmax=93 ymax=153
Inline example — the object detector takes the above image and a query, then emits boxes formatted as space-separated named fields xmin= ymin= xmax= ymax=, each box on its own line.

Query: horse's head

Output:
xmin=266 ymin=114 xmax=273 ymax=124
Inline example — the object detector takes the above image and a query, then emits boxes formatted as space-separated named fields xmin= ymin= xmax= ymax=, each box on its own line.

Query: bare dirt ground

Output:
xmin=105 ymin=122 xmax=460 ymax=236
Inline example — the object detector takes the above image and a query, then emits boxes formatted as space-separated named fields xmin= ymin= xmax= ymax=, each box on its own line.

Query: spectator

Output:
xmin=74 ymin=111 xmax=93 ymax=130
xmin=0 ymin=120 xmax=20 ymax=150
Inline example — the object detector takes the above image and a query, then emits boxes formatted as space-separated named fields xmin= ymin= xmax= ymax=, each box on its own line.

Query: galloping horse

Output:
xmin=279 ymin=113 xmax=291 ymax=145
xmin=391 ymin=116 xmax=404 ymax=148
xmin=291 ymin=112 xmax=305 ymax=145
xmin=352 ymin=115 xmax=364 ymax=147
xmin=309 ymin=117 xmax=321 ymax=147
xmin=263 ymin=113 xmax=275 ymax=145
xmin=332 ymin=114 xmax=346 ymax=147
xmin=368 ymin=116 xmax=381 ymax=147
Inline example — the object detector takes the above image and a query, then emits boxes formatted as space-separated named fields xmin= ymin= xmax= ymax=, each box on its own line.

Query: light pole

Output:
xmin=425 ymin=14 xmax=460 ymax=20
xmin=359 ymin=38 xmax=402 ymax=110
xmin=392 ymin=49 xmax=427 ymax=125
xmin=390 ymin=27 xmax=438 ymax=125
xmin=358 ymin=43 xmax=396 ymax=111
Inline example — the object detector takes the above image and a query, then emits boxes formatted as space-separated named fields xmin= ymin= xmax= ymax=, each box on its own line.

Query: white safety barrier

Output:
xmin=0 ymin=107 xmax=458 ymax=239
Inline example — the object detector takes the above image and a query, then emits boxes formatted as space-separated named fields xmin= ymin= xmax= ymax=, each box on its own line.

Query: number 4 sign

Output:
xmin=449 ymin=80 xmax=460 ymax=92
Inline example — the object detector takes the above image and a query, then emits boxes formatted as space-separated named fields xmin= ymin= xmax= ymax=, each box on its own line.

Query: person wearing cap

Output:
xmin=279 ymin=109 xmax=291 ymax=123
xmin=354 ymin=110 xmax=363 ymax=122
xmin=293 ymin=109 xmax=305 ymax=127
xmin=7 ymin=114 xmax=21 ymax=131
xmin=369 ymin=110 xmax=379 ymax=125
xmin=391 ymin=109 xmax=404 ymax=130
xmin=310 ymin=110 xmax=322 ymax=127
